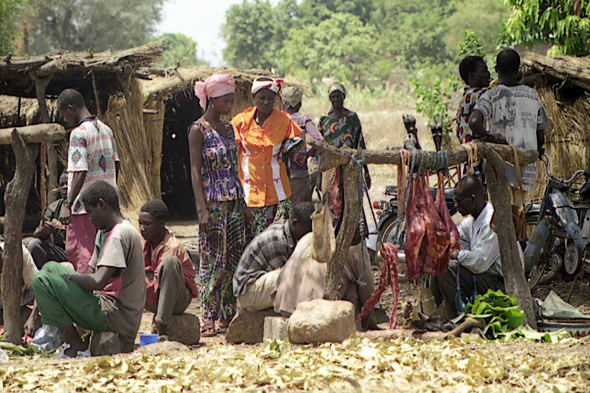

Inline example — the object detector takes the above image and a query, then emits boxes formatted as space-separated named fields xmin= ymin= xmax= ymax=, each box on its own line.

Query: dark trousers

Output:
xmin=27 ymin=238 xmax=68 ymax=270
xmin=431 ymin=263 xmax=505 ymax=317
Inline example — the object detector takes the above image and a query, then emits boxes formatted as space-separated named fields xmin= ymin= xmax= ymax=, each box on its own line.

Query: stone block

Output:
xmin=140 ymin=341 xmax=191 ymax=355
xmin=89 ymin=332 xmax=121 ymax=356
xmin=226 ymin=308 xmax=280 ymax=344
xmin=263 ymin=316 xmax=289 ymax=342
xmin=288 ymin=299 xmax=356 ymax=344
xmin=167 ymin=313 xmax=200 ymax=345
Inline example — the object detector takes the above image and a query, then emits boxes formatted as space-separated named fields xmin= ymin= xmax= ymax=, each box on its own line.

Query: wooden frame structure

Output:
xmin=311 ymin=140 xmax=539 ymax=329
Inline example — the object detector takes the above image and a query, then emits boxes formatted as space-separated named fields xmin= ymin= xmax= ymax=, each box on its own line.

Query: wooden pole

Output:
xmin=323 ymin=160 xmax=360 ymax=300
xmin=91 ymin=72 xmax=102 ymax=118
xmin=1 ymin=129 xmax=39 ymax=344
xmin=484 ymin=149 xmax=537 ymax=329
xmin=32 ymin=74 xmax=53 ymax=211
xmin=0 ymin=124 xmax=66 ymax=145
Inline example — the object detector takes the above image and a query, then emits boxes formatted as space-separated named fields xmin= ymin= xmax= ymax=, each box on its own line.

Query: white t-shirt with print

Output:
xmin=67 ymin=119 xmax=120 ymax=215
xmin=475 ymin=85 xmax=549 ymax=191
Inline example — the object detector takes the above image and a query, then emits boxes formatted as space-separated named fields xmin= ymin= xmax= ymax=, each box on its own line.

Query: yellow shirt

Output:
xmin=232 ymin=107 xmax=301 ymax=207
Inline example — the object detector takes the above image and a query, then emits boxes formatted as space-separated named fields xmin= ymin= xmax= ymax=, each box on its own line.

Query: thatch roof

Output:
xmin=0 ymin=96 xmax=58 ymax=128
xmin=0 ymin=41 xmax=164 ymax=98
xmin=523 ymin=53 xmax=590 ymax=90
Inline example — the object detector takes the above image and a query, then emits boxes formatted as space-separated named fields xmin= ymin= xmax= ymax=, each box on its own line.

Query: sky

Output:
xmin=157 ymin=0 xmax=243 ymax=66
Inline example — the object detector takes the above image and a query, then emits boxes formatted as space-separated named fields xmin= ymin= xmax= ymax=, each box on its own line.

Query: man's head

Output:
xmin=59 ymin=173 xmax=68 ymax=200
xmin=459 ymin=56 xmax=491 ymax=88
xmin=495 ymin=49 xmax=521 ymax=79
xmin=289 ymin=202 xmax=315 ymax=242
xmin=81 ymin=180 xmax=120 ymax=230
xmin=138 ymin=200 xmax=168 ymax=242
xmin=454 ymin=175 xmax=486 ymax=217
xmin=57 ymin=89 xmax=87 ymax=126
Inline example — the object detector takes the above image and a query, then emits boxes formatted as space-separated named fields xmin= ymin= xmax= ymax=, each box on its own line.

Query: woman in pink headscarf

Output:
xmin=188 ymin=74 xmax=251 ymax=337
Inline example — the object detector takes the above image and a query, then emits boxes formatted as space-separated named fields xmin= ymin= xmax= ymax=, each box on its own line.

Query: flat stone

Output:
xmin=226 ymin=308 xmax=280 ymax=344
xmin=139 ymin=341 xmax=191 ymax=355
xmin=288 ymin=299 xmax=356 ymax=344
xmin=89 ymin=332 xmax=121 ymax=356
xmin=263 ymin=317 xmax=289 ymax=342
xmin=167 ymin=313 xmax=200 ymax=345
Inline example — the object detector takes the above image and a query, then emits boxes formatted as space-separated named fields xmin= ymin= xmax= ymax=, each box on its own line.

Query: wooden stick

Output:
xmin=484 ymin=149 xmax=537 ymax=329
xmin=92 ymin=72 xmax=102 ymax=118
xmin=0 ymin=124 xmax=66 ymax=145
xmin=323 ymin=160 xmax=360 ymax=300
xmin=1 ymin=129 xmax=39 ymax=344
xmin=308 ymin=140 xmax=538 ymax=174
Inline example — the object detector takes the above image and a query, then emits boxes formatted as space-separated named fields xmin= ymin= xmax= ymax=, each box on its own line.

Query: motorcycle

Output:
xmin=525 ymin=154 xmax=590 ymax=289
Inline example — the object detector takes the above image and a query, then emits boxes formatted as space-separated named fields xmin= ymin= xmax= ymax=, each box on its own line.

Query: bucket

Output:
xmin=139 ymin=334 xmax=158 ymax=347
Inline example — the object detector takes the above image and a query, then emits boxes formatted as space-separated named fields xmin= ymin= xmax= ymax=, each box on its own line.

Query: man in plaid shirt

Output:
xmin=233 ymin=202 xmax=314 ymax=312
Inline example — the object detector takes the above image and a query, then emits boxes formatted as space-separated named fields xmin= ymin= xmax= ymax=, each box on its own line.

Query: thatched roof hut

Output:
xmin=0 ymin=50 xmax=292 ymax=221
xmin=522 ymin=53 xmax=590 ymax=200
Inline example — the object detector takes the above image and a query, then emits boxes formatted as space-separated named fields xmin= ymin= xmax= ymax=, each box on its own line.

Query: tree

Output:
xmin=371 ymin=0 xmax=456 ymax=67
xmin=457 ymin=31 xmax=486 ymax=58
xmin=25 ymin=0 xmax=166 ymax=55
xmin=503 ymin=0 xmax=590 ymax=56
xmin=444 ymin=0 xmax=509 ymax=55
xmin=281 ymin=13 xmax=379 ymax=85
xmin=157 ymin=33 xmax=206 ymax=68
xmin=0 ymin=0 xmax=28 ymax=54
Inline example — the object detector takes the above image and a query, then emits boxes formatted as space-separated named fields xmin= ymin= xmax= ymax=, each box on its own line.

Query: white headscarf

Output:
xmin=251 ymin=77 xmax=282 ymax=95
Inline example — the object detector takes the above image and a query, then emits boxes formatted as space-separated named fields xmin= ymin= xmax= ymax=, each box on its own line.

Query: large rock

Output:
xmin=90 ymin=332 xmax=121 ymax=356
xmin=139 ymin=341 xmax=191 ymax=355
xmin=263 ymin=316 xmax=289 ymax=342
xmin=226 ymin=308 xmax=280 ymax=344
xmin=167 ymin=313 xmax=201 ymax=345
xmin=288 ymin=300 xmax=356 ymax=344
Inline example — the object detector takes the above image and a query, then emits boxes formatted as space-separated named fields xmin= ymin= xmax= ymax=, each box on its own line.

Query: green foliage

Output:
xmin=26 ymin=0 xmax=165 ymax=54
xmin=458 ymin=31 xmax=486 ymax=58
xmin=281 ymin=13 xmax=380 ymax=85
xmin=0 ymin=0 xmax=28 ymax=54
xmin=411 ymin=72 xmax=459 ymax=128
xmin=462 ymin=289 xmax=525 ymax=339
xmin=503 ymin=0 xmax=590 ymax=56
xmin=444 ymin=0 xmax=509 ymax=55
xmin=157 ymin=33 xmax=206 ymax=68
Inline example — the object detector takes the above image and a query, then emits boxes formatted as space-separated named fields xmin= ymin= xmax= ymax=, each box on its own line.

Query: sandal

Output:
xmin=217 ymin=319 xmax=231 ymax=333
xmin=53 ymin=343 xmax=91 ymax=359
xmin=200 ymin=320 xmax=217 ymax=337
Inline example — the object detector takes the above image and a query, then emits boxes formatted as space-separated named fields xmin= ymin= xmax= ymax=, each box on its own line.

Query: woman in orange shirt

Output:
xmin=232 ymin=77 xmax=302 ymax=241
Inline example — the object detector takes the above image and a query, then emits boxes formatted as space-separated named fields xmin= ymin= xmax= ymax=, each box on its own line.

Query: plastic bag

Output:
xmin=31 ymin=324 xmax=63 ymax=353
xmin=0 ymin=348 xmax=8 ymax=363
xmin=310 ymin=200 xmax=335 ymax=262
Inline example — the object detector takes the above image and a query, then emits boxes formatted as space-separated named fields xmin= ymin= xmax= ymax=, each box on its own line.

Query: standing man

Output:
xmin=28 ymin=173 xmax=69 ymax=269
xmin=469 ymin=49 xmax=548 ymax=239
xmin=139 ymin=200 xmax=198 ymax=340
xmin=57 ymin=89 xmax=120 ymax=273
xmin=281 ymin=87 xmax=324 ymax=203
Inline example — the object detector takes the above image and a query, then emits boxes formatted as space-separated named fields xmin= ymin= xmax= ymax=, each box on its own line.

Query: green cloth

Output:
xmin=32 ymin=262 xmax=111 ymax=332
xmin=42 ymin=199 xmax=67 ymax=247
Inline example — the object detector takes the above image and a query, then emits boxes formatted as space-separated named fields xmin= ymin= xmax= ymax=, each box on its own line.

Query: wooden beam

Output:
xmin=2 ymin=128 xmax=39 ymax=344
xmin=484 ymin=150 xmax=537 ymax=328
xmin=309 ymin=140 xmax=538 ymax=174
xmin=36 ymin=58 xmax=67 ymax=77
xmin=323 ymin=160 xmax=361 ymax=300
xmin=0 ymin=124 xmax=66 ymax=145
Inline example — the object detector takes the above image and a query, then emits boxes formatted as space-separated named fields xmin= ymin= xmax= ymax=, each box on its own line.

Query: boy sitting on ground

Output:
xmin=33 ymin=181 xmax=145 ymax=357
xmin=139 ymin=200 xmax=198 ymax=339
xmin=28 ymin=173 xmax=69 ymax=269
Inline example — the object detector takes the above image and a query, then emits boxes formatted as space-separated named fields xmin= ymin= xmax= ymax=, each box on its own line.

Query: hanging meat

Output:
xmin=404 ymin=172 xmax=458 ymax=280
xmin=357 ymin=242 xmax=399 ymax=329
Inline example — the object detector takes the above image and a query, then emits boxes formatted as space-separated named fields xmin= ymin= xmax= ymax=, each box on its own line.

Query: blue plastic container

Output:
xmin=139 ymin=333 xmax=158 ymax=347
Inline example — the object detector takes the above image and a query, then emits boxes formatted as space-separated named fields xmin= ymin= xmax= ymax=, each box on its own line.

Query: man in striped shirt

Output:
xmin=431 ymin=176 xmax=507 ymax=317
xmin=233 ymin=203 xmax=314 ymax=312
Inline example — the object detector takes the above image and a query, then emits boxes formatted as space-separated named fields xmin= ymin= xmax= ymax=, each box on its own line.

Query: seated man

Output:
xmin=233 ymin=202 xmax=314 ymax=312
xmin=28 ymin=173 xmax=69 ymax=269
xmin=33 ymin=181 xmax=145 ymax=357
xmin=431 ymin=176 xmax=513 ymax=317
xmin=274 ymin=228 xmax=375 ymax=322
xmin=139 ymin=200 xmax=198 ymax=338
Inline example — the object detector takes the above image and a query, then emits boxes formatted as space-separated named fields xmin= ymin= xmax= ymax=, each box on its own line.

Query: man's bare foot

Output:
xmin=61 ymin=325 xmax=88 ymax=357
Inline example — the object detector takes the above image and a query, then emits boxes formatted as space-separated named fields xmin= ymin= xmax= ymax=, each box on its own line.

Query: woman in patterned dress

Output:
xmin=189 ymin=74 xmax=251 ymax=337
xmin=231 ymin=77 xmax=302 ymax=242
xmin=318 ymin=82 xmax=371 ymax=232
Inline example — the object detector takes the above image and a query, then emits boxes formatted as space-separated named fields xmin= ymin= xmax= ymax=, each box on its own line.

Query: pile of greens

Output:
xmin=454 ymin=289 xmax=569 ymax=342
